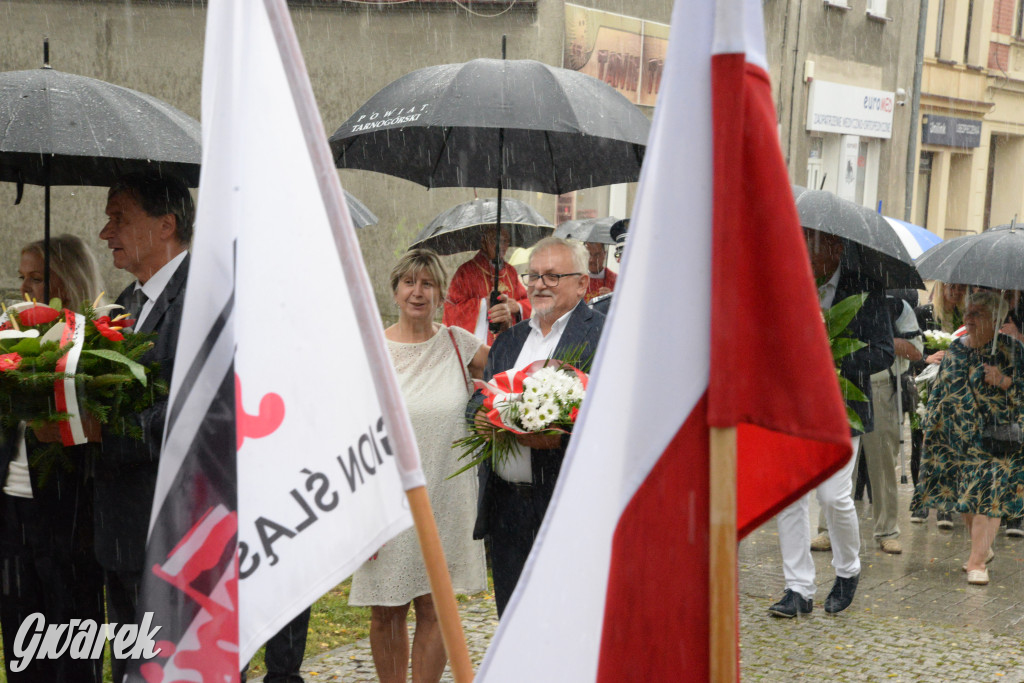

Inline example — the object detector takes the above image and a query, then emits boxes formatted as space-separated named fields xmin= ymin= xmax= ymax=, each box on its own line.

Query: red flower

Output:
xmin=569 ymin=407 xmax=579 ymax=423
xmin=0 ymin=353 xmax=22 ymax=372
xmin=92 ymin=316 xmax=126 ymax=342
xmin=17 ymin=305 xmax=59 ymax=327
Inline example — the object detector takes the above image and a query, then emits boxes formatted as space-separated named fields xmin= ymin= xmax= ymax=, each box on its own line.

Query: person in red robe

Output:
xmin=584 ymin=241 xmax=617 ymax=301
xmin=443 ymin=227 xmax=531 ymax=344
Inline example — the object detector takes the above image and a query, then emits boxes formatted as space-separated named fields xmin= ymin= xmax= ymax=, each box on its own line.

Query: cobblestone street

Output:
xmin=264 ymin=480 xmax=1024 ymax=681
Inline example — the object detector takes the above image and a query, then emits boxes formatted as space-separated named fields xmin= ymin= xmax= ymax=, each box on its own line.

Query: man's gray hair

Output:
xmin=529 ymin=236 xmax=588 ymax=274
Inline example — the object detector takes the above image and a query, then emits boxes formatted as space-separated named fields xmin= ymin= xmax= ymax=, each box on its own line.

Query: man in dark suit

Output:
xmin=470 ymin=237 xmax=605 ymax=616
xmin=96 ymin=172 xmax=192 ymax=682
xmin=769 ymin=230 xmax=893 ymax=618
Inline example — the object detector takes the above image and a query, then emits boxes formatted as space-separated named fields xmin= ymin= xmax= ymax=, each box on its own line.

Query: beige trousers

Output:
xmin=818 ymin=373 xmax=901 ymax=540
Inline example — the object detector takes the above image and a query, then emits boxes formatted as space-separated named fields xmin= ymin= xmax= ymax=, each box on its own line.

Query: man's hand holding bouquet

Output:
xmin=451 ymin=349 xmax=589 ymax=478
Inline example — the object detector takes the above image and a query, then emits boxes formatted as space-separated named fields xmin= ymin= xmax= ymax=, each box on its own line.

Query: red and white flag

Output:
xmin=477 ymin=0 xmax=850 ymax=680
xmin=130 ymin=1 xmax=424 ymax=680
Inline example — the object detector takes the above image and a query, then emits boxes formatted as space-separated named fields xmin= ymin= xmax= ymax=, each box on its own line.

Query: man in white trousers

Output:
xmin=769 ymin=230 xmax=894 ymax=617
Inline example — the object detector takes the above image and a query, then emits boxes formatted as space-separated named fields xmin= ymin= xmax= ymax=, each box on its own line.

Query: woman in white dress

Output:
xmin=350 ymin=249 xmax=489 ymax=683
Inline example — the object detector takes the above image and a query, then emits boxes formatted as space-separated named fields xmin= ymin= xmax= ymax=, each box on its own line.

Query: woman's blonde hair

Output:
xmin=21 ymin=235 xmax=104 ymax=312
xmin=390 ymin=249 xmax=449 ymax=303
xmin=932 ymin=281 xmax=965 ymax=332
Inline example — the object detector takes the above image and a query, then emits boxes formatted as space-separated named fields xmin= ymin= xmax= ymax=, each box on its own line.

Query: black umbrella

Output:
xmin=915 ymin=222 xmax=1024 ymax=290
xmin=411 ymin=197 xmax=551 ymax=254
xmin=0 ymin=43 xmax=202 ymax=298
xmin=794 ymin=188 xmax=924 ymax=290
xmin=553 ymin=216 xmax=621 ymax=245
xmin=330 ymin=44 xmax=650 ymax=321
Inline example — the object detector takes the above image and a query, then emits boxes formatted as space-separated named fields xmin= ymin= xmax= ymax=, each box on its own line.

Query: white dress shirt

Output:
xmin=818 ymin=265 xmax=841 ymax=309
xmin=494 ymin=303 xmax=578 ymax=483
xmin=134 ymin=250 xmax=188 ymax=330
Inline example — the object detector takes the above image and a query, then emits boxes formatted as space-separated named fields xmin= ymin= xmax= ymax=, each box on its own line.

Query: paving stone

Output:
xmin=256 ymin=479 xmax=1024 ymax=681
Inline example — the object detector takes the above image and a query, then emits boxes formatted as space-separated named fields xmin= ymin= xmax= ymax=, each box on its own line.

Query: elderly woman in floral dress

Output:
xmin=911 ymin=290 xmax=1024 ymax=585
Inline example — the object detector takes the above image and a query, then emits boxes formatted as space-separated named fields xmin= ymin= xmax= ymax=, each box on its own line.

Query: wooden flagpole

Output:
xmin=406 ymin=487 xmax=476 ymax=682
xmin=264 ymin=1 xmax=475 ymax=680
xmin=709 ymin=426 xmax=738 ymax=683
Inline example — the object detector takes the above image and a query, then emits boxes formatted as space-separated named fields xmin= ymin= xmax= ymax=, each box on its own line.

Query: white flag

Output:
xmin=134 ymin=0 xmax=424 ymax=678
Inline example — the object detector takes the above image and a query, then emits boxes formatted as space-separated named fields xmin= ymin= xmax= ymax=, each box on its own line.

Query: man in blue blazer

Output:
xmin=470 ymin=237 xmax=605 ymax=616
xmin=96 ymin=172 xmax=192 ymax=682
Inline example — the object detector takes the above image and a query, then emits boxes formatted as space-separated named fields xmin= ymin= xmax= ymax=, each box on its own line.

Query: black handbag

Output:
xmin=980 ymin=423 xmax=1023 ymax=456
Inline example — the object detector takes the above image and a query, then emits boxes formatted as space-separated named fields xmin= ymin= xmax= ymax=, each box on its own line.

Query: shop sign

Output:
xmin=563 ymin=3 xmax=669 ymax=107
xmin=806 ymin=80 xmax=894 ymax=139
xmin=921 ymin=115 xmax=981 ymax=148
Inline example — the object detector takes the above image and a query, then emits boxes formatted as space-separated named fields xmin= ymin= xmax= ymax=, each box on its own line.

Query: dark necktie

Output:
xmin=126 ymin=287 xmax=148 ymax=327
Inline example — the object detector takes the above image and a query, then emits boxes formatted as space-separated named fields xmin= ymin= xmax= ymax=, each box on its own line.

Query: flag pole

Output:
xmin=262 ymin=1 xmax=475 ymax=680
xmin=709 ymin=426 xmax=738 ymax=683
xmin=406 ymin=487 xmax=476 ymax=681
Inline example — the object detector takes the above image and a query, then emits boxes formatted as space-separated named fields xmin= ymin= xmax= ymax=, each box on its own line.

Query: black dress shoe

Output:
xmin=768 ymin=589 xmax=813 ymax=618
xmin=823 ymin=574 xmax=859 ymax=614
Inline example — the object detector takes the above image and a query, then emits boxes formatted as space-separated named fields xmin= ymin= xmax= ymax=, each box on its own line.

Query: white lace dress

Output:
xmin=349 ymin=326 xmax=488 ymax=605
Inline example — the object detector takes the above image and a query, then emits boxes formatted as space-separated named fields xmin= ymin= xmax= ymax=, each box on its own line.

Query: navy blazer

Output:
xmin=834 ymin=266 xmax=894 ymax=435
xmin=94 ymin=254 xmax=189 ymax=571
xmin=471 ymin=301 xmax=605 ymax=539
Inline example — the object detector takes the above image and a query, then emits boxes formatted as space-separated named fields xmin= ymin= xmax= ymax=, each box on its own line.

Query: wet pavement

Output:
xmin=260 ymin=477 xmax=1024 ymax=682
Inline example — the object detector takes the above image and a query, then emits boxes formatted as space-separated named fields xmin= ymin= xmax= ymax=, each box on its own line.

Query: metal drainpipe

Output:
xmin=905 ymin=0 xmax=928 ymax=222
xmin=785 ymin=0 xmax=805 ymax=169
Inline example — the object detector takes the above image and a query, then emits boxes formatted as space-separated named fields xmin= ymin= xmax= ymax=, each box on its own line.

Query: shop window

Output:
xmin=963 ymin=0 xmax=973 ymax=64
xmin=916 ymin=152 xmax=932 ymax=228
xmin=934 ymin=0 xmax=946 ymax=58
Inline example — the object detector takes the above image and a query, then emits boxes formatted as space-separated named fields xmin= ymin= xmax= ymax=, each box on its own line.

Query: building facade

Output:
xmin=765 ymin=0 xmax=921 ymax=219
xmin=0 ymin=0 xmax=670 ymax=306
xmin=914 ymin=0 xmax=1024 ymax=239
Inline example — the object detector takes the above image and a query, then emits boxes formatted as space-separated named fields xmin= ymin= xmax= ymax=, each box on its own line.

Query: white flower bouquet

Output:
xmin=450 ymin=357 xmax=588 ymax=478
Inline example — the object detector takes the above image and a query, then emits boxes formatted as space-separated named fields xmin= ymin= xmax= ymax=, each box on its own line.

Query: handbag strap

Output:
xmin=447 ymin=327 xmax=472 ymax=393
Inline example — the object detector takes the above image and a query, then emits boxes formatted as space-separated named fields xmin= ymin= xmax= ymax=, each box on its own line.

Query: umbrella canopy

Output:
xmin=329 ymin=58 xmax=650 ymax=194
xmin=1 ymin=59 xmax=203 ymax=299
xmin=0 ymin=67 xmax=202 ymax=187
xmin=794 ymin=188 xmax=924 ymax=290
xmin=554 ymin=216 xmax=621 ymax=244
xmin=410 ymin=197 xmax=552 ymax=255
xmin=882 ymin=216 xmax=942 ymax=260
xmin=344 ymin=190 xmax=378 ymax=229
xmin=915 ymin=222 xmax=1024 ymax=290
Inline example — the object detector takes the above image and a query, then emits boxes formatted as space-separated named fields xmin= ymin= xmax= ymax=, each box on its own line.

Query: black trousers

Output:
xmin=487 ymin=478 xmax=548 ymax=617
xmin=240 ymin=607 xmax=311 ymax=683
xmin=0 ymin=493 xmax=104 ymax=683
xmin=104 ymin=568 xmax=143 ymax=683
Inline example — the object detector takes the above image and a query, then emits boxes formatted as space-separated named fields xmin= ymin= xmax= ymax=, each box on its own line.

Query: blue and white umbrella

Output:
xmin=883 ymin=216 xmax=942 ymax=260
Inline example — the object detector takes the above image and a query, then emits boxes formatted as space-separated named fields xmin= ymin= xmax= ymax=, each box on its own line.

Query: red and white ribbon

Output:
xmin=475 ymin=359 xmax=589 ymax=434
xmin=54 ymin=310 xmax=87 ymax=446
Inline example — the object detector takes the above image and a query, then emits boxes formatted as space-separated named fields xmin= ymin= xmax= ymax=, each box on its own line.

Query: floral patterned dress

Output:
xmin=912 ymin=334 xmax=1024 ymax=518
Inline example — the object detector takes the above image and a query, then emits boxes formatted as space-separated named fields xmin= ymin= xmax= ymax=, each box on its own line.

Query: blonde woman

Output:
xmin=0 ymin=234 xmax=106 ymax=681
xmin=18 ymin=234 xmax=104 ymax=309
xmin=350 ymin=249 xmax=489 ymax=683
